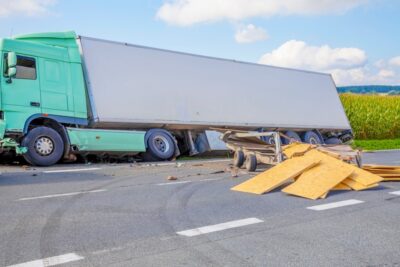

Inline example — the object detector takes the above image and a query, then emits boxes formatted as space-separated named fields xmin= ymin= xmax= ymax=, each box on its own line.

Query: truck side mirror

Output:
xmin=6 ymin=52 xmax=17 ymax=83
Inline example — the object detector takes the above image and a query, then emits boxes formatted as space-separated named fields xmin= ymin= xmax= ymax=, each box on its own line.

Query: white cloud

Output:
xmin=378 ymin=69 xmax=395 ymax=79
xmin=389 ymin=56 xmax=400 ymax=67
xmin=258 ymin=40 xmax=400 ymax=85
xmin=156 ymin=0 xmax=367 ymax=26
xmin=0 ymin=0 xmax=56 ymax=18
xmin=259 ymin=40 xmax=367 ymax=71
xmin=235 ymin=24 xmax=268 ymax=44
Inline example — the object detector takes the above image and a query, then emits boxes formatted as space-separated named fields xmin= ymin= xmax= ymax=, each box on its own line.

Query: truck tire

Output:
xmin=145 ymin=130 xmax=175 ymax=161
xmin=245 ymin=154 xmax=257 ymax=172
xmin=302 ymin=131 xmax=322 ymax=144
xmin=282 ymin=131 xmax=301 ymax=145
xmin=21 ymin=126 xmax=64 ymax=166
xmin=325 ymin=137 xmax=342 ymax=145
xmin=233 ymin=150 xmax=245 ymax=168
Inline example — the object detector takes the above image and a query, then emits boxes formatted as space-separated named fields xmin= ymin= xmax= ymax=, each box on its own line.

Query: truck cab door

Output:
xmin=39 ymin=58 xmax=74 ymax=116
xmin=1 ymin=53 xmax=41 ymax=116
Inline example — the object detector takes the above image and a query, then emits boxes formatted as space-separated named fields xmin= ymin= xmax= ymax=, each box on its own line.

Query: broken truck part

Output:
xmin=0 ymin=31 xmax=351 ymax=166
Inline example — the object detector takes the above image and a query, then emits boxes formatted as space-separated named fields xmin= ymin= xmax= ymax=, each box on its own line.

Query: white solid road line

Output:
xmin=157 ymin=178 xmax=223 ymax=186
xmin=7 ymin=253 xmax=84 ymax=267
xmin=43 ymin=167 xmax=101 ymax=174
xmin=389 ymin=190 xmax=400 ymax=196
xmin=176 ymin=217 xmax=264 ymax=237
xmin=307 ymin=199 xmax=364 ymax=211
xmin=17 ymin=189 xmax=107 ymax=201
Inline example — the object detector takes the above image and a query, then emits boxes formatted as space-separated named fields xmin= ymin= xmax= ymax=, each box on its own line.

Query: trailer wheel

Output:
xmin=145 ymin=130 xmax=175 ymax=161
xmin=245 ymin=154 xmax=257 ymax=172
xmin=325 ymin=137 xmax=342 ymax=145
xmin=233 ymin=150 xmax=245 ymax=168
xmin=302 ymin=131 xmax=322 ymax=144
xmin=282 ymin=131 xmax=301 ymax=145
xmin=21 ymin=126 xmax=64 ymax=166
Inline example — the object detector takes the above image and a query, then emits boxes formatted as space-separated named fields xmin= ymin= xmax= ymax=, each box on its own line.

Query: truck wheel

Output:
xmin=325 ymin=137 xmax=342 ymax=145
xmin=233 ymin=150 xmax=245 ymax=167
xmin=245 ymin=154 xmax=257 ymax=172
xmin=145 ymin=130 xmax=175 ymax=160
xmin=21 ymin=126 xmax=64 ymax=166
xmin=302 ymin=131 xmax=322 ymax=144
xmin=282 ymin=131 xmax=301 ymax=145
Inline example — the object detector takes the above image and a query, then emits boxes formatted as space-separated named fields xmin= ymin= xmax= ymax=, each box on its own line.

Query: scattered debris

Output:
xmin=167 ymin=175 xmax=178 ymax=181
xmin=230 ymin=167 xmax=239 ymax=178
xmin=210 ymin=170 xmax=225 ymax=175
xmin=21 ymin=165 xmax=31 ymax=170
xmin=232 ymin=143 xmax=383 ymax=200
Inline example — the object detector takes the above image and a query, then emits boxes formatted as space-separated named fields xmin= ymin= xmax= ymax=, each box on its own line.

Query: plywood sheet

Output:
xmin=231 ymin=156 xmax=320 ymax=195
xmin=282 ymin=150 xmax=354 ymax=200
xmin=382 ymin=178 xmax=400 ymax=181
xmin=342 ymin=178 xmax=379 ymax=191
xmin=363 ymin=164 xmax=400 ymax=170
xmin=350 ymin=168 xmax=383 ymax=186
xmin=332 ymin=183 xmax=352 ymax=191
xmin=283 ymin=143 xmax=312 ymax=159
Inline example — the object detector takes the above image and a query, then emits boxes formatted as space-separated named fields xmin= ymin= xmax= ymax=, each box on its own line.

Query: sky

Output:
xmin=0 ymin=0 xmax=399 ymax=86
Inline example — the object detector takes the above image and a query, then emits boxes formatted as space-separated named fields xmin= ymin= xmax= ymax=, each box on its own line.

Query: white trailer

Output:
xmin=79 ymin=36 xmax=351 ymax=134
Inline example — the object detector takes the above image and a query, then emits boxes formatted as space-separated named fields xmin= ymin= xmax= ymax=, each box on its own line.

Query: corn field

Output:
xmin=340 ymin=94 xmax=400 ymax=140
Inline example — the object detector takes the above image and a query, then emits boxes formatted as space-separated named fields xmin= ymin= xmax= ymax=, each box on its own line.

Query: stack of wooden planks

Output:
xmin=231 ymin=143 xmax=384 ymax=200
xmin=362 ymin=164 xmax=400 ymax=181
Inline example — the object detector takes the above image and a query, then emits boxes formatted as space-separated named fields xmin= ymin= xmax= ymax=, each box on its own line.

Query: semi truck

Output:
xmin=0 ymin=31 xmax=352 ymax=166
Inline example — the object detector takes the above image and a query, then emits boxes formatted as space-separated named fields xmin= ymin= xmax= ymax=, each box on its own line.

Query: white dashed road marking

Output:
xmin=176 ymin=218 xmax=263 ymax=237
xmin=17 ymin=189 xmax=107 ymax=201
xmin=307 ymin=199 xmax=364 ymax=211
xmin=389 ymin=190 xmax=400 ymax=196
xmin=7 ymin=253 xmax=84 ymax=267
xmin=43 ymin=168 xmax=101 ymax=174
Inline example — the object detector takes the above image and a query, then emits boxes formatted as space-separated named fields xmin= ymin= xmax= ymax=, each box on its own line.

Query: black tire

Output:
xmin=145 ymin=130 xmax=175 ymax=161
xmin=233 ymin=150 xmax=245 ymax=168
xmin=245 ymin=154 xmax=257 ymax=172
xmin=22 ymin=126 xmax=64 ymax=166
xmin=324 ymin=137 xmax=342 ymax=145
xmin=282 ymin=131 xmax=301 ymax=145
xmin=302 ymin=131 xmax=322 ymax=144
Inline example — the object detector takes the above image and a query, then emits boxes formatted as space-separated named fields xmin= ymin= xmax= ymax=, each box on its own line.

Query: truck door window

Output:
xmin=15 ymin=55 xmax=37 ymax=80
xmin=3 ymin=54 xmax=37 ymax=80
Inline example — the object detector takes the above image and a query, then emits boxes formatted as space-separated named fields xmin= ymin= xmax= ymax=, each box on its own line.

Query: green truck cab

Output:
xmin=0 ymin=32 xmax=167 ymax=166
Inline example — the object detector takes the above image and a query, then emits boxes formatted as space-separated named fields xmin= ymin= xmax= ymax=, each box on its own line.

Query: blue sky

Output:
xmin=0 ymin=0 xmax=399 ymax=85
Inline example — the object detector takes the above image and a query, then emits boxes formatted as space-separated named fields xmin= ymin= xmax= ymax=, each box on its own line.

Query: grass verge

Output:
xmin=353 ymin=139 xmax=400 ymax=151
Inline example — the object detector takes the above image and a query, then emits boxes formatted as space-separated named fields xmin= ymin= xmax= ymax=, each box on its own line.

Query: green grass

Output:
xmin=352 ymin=139 xmax=400 ymax=151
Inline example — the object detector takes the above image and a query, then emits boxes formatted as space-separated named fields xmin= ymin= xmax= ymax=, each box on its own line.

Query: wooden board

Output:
xmin=282 ymin=163 xmax=353 ymax=200
xmin=349 ymin=168 xmax=383 ymax=186
xmin=282 ymin=150 xmax=354 ymax=200
xmin=283 ymin=143 xmax=312 ymax=159
xmin=231 ymin=156 xmax=320 ymax=195
xmin=332 ymin=183 xmax=352 ymax=191
xmin=342 ymin=178 xmax=379 ymax=191
xmin=382 ymin=178 xmax=400 ymax=181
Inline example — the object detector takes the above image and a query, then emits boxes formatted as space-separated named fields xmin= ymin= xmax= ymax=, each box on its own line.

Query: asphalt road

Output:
xmin=0 ymin=152 xmax=399 ymax=267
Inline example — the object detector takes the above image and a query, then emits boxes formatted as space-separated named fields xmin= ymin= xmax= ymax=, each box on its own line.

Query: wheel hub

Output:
xmin=34 ymin=136 xmax=54 ymax=156
xmin=153 ymin=135 xmax=170 ymax=153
